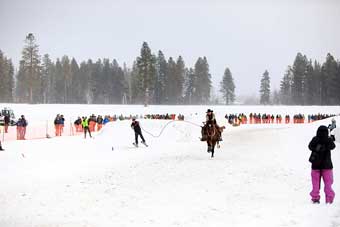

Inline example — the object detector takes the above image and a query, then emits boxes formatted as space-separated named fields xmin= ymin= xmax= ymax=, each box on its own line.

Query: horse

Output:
xmin=202 ymin=124 xmax=225 ymax=158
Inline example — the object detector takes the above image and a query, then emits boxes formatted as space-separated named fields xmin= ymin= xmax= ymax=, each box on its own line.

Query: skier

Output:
xmin=308 ymin=125 xmax=336 ymax=204
xmin=81 ymin=116 xmax=92 ymax=139
xmin=131 ymin=118 xmax=147 ymax=147
xmin=201 ymin=109 xmax=222 ymax=141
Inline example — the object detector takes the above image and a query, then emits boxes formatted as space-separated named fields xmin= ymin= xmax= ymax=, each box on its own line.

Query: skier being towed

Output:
xmin=131 ymin=118 xmax=148 ymax=147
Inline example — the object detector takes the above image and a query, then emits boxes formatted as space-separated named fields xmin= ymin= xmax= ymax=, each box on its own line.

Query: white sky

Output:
xmin=1 ymin=0 xmax=339 ymax=96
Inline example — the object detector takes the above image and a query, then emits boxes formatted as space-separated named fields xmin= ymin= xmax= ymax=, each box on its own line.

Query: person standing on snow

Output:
xmin=328 ymin=118 xmax=336 ymax=141
xmin=16 ymin=115 xmax=28 ymax=140
xmin=0 ymin=140 xmax=4 ymax=151
xmin=308 ymin=125 xmax=336 ymax=204
xmin=131 ymin=118 xmax=147 ymax=147
xmin=81 ymin=116 xmax=92 ymax=139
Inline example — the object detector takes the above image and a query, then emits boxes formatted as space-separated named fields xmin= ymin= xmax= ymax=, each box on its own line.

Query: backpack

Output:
xmin=309 ymin=143 xmax=326 ymax=164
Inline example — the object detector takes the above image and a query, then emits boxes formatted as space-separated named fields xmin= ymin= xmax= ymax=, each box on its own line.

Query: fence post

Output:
xmin=46 ymin=120 xmax=48 ymax=138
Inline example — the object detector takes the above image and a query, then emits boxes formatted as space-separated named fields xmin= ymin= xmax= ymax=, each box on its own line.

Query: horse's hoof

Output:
xmin=217 ymin=144 xmax=220 ymax=149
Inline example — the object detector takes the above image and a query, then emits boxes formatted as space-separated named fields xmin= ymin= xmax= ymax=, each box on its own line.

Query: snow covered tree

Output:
xmin=259 ymin=70 xmax=270 ymax=105
xmin=220 ymin=67 xmax=235 ymax=105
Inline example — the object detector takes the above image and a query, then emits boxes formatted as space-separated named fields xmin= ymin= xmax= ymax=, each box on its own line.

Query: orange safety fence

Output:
xmin=0 ymin=121 xmax=88 ymax=142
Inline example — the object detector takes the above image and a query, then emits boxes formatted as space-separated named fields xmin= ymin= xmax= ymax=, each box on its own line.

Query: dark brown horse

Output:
xmin=203 ymin=124 xmax=225 ymax=158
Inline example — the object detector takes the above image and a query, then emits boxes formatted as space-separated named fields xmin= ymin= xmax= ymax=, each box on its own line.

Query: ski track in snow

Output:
xmin=0 ymin=105 xmax=340 ymax=227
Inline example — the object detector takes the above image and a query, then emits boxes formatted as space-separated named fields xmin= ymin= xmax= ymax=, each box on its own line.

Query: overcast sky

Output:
xmin=1 ymin=0 xmax=339 ymax=97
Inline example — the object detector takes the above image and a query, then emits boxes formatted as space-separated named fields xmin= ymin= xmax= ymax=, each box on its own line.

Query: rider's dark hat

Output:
xmin=206 ymin=109 xmax=213 ymax=113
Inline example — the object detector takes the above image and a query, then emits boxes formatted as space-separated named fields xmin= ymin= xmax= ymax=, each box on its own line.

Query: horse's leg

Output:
xmin=207 ymin=140 xmax=212 ymax=153
xmin=211 ymin=142 xmax=215 ymax=158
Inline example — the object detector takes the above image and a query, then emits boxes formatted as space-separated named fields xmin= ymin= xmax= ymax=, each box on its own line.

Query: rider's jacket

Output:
xmin=206 ymin=113 xmax=217 ymax=125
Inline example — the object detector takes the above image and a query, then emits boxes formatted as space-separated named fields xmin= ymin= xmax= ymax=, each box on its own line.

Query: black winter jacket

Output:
xmin=308 ymin=125 xmax=336 ymax=170
xmin=131 ymin=121 xmax=142 ymax=133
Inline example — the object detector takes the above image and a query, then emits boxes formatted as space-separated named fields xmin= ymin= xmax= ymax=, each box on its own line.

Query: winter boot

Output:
xmin=311 ymin=199 xmax=320 ymax=204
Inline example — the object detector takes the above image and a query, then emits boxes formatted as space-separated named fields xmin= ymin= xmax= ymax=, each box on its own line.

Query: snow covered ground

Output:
xmin=1 ymin=104 xmax=340 ymax=227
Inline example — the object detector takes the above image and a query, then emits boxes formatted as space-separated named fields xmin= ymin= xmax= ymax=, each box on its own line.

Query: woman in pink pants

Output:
xmin=308 ymin=125 xmax=336 ymax=204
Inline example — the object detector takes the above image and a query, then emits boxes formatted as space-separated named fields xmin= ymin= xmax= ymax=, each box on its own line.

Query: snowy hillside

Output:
xmin=1 ymin=105 xmax=340 ymax=227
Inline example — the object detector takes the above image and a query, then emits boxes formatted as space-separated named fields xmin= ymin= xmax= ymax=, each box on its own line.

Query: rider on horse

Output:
xmin=201 ymin=109 xmax=222 ymax=141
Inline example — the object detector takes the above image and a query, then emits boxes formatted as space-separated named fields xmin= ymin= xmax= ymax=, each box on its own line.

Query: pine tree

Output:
xmin=78 ymin=60 xmax=92 ymax=104
xmin=291 ymin=53 xmax=307 ymax=105
xmin=260 ymin=70 xmax=270 ymax=105
xmin=0 ymin=51 xmax=14 ymax=102
xmin=122 ymin=63 xmax=132 ymax=104
xmin=174 ymin=56 xmax=185 ymax=104
xmin=312 ymin=61 xmax=322 ymax=105
xmin=220 ymin=67 xmax=235 ymax=105
xmin=154 ymin=50 xmax=167 ymax=104
xmin=16 ymin=60 xmax=27 ymax=102
xmin=304 ymin=60 xmax=315 ymax=105
xmin=272 ymin=89 xmax=280 ymax=105
xmin=131 ymin=60 xmax=142 ymax=104
xmin=194 ymin=57 xmax=211 ymax=104
xmin=184 ymin=68 xmax=195 ymax=104
xmin=166 ymin=57 xmax=177 ymax=104
xmin=54 ymin=58 xmax=64 ymax=103
xmin=280 ymin=66 xmax=292 ymax=105
xmin=321 ymin=53 xmax=338 ymax=105
xmin=336 ymin=61 xmax=340 ymax=104
xmin=61 ymin=56 xmax=72 ymax=103
xmin=90 ymin=59 xmax=103 ymax=104
xmin=69 ymin=58 xmax=80 ymax=103
xmin=41 ymin=54 xmax=54 ymax=103
xmin=111 ymin=59 xmax=125 ymax=104
xmin=20 ymin=33 xmax=42 ymax=103
xmin=136 ymin=42 xmax=156 ymax=105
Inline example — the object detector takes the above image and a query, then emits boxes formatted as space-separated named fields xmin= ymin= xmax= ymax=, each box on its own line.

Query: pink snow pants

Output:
xmin=310 ymin=169 xmax=335 ymax=203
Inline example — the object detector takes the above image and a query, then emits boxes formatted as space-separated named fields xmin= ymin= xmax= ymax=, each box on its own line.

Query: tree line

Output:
xmin=258 ymin=52 xmax=340 ymax=105
xmin=3 ymin=34 xmax=340 ymax=105
xmin=0 ymin=33 xmax=236 ymax=105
